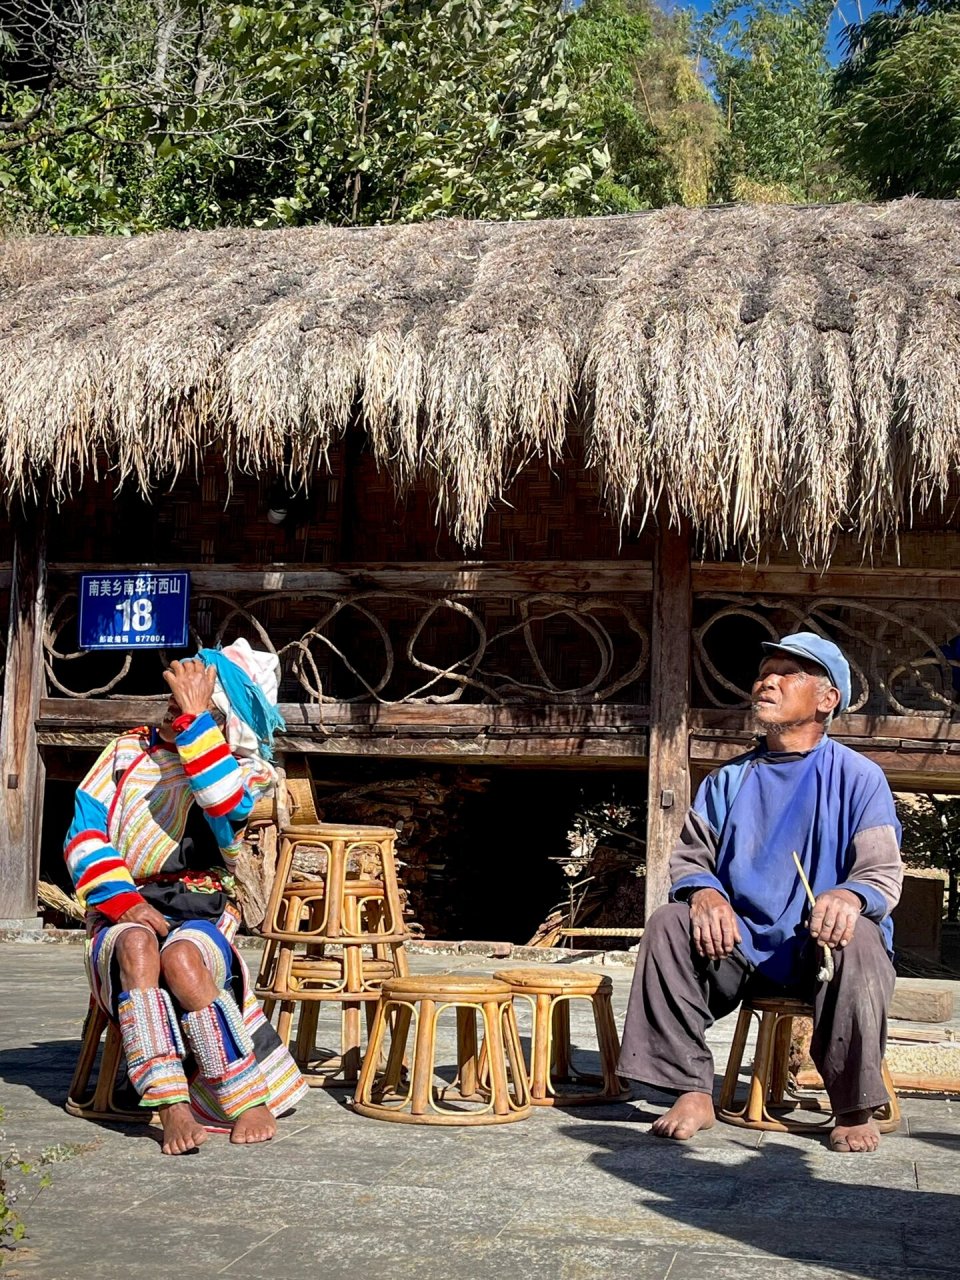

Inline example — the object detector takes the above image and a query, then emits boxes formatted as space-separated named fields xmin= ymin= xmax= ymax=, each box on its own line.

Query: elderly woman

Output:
xmin=64 ymin=640 xmax=307 ymax=1156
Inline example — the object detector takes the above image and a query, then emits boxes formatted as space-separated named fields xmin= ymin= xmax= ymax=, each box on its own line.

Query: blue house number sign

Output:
xmin=78 ymin=573 xmax=191 ymax=651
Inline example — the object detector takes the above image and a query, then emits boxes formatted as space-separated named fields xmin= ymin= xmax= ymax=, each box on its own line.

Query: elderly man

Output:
xmin=65 ymin=640 xmax=307 ymax=1155
xmin=619 ymin=632 xmax=903 ymax=1153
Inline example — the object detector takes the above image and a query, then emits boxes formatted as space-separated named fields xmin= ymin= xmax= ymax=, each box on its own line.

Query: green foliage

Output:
xmin=0 ymin=0 xmax=613 ymax=231
xmin=896 ymin=794 xmax=960 ymax=876
xmin=0 ymin=1106 xmax=54 ymax=1259
xmin=702 ymin=0 xmax=857 ymax=203
xmin=831 ymin=0 xmax=960 ymax=198
xmin=568 ymin=0 xmax=723 ymax=208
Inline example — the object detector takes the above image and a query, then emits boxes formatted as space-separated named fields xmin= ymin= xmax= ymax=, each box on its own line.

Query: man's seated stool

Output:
xmin=493 ymin=967 xmax=630 ymax=1106
xmin=352 ymin=974 xmax=531 ymax=1125
xmin=66 ymin=1000 xmax=154 ymax=1123
xmin=717 ymin=996 xmax=901 ymax=1133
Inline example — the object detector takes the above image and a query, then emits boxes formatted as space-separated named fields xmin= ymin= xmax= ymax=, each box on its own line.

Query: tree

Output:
xmin=831 ymin=0 xmax=960 ymax=198
xmin=0 ymin=0 xmax=614 ymax=231
xmin=226 ymin=0 xmax=607 ymax=225
xmin=568 ymin=0 xmax=723 ymax=209
xmin=702 ymin=0 xmax=856 ymax=203
xmin=895 ymin=792 xmax=960 ymax=920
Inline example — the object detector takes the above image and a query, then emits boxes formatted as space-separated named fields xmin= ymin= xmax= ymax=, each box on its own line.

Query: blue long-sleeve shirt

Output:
xmin=669 ymin=735 xmax=903 ymax=982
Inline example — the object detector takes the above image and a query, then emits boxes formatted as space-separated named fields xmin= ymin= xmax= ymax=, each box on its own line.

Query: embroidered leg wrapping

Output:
xmin=117 ymin=987 xmax=189 ymax=1108
xmin=181 ymin=993 xmax=269 ymax=1120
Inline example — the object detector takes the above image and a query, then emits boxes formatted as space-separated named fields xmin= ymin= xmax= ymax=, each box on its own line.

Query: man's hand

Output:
xmin=163 ymin=659 xmax=216 ymax=719
xmin=118 ymin=900 xmax=170 ymax=938
xmin=809 ymin=889 xmax=861 ymax=949
xmin=689 ymin=888 xmax=741 ymax=960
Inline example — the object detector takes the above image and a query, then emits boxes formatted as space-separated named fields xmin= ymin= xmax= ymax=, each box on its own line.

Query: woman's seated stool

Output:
xmin=353 ymin=974 xmax=531 ymax=1125
xmin=717 ymin=995 xmax=901 ymax=1133
xmin=493 ymin=967 xmax=629 ymax=1106
xmin=66 ymin=1001 xmax=153 ymax=1123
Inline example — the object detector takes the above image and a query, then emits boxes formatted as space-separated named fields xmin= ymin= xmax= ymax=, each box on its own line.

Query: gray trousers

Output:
xmin=617 ymin=902 xmax=896 ymax=1115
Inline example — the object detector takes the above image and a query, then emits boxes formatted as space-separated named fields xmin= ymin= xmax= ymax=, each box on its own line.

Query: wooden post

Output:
xmin=645 ymin=518 xmax=692 ymax=919
xmin=0 ymin=495 xmax=48 ymax=927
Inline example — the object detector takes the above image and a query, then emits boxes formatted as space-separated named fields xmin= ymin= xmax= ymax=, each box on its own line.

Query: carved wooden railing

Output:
xmin=42 ymin=563 xmax=652 ymax=708
xmin=693 ymin=592 xmax=960 ymax=717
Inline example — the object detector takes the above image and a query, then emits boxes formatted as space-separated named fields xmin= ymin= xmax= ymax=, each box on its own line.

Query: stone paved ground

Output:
xmin=1 ymin=941 xmax=958 ymax=1280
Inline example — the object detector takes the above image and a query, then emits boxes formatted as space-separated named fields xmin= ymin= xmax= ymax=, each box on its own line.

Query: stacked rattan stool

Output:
xmin=256 ymin=818 xmax=409 ymax=1086
xmin=353 ymin=974 xmax=531 ymax=1125
xmin=493 ymin=967 xmax=629 ymax=1106
xmin=717 ymin=996 xmax=901 ymax=1133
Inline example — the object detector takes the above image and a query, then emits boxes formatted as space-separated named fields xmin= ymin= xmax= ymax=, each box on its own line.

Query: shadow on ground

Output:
xmin=560 ymin=1108 xmax=960 ymax=1278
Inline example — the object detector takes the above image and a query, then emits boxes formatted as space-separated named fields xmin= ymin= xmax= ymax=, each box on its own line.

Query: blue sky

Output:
xmin=664 ymin=0 xmax=883 ymax=62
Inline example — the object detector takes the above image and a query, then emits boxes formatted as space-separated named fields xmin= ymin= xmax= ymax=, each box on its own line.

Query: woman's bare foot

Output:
xmin=651 ymin=1091 xmax=716 ymax=1140
xmin=830 ymin=1109 xmax=880 ymax=1152
xmin=230 ymin=1104 xmax=277 ymax=1145
xmin=159 ymin=1102 xmax=208 ymax=1156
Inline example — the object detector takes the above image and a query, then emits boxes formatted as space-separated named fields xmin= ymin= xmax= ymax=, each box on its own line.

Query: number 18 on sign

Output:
xmin=78 ymin=573 xmax=191 ymax=650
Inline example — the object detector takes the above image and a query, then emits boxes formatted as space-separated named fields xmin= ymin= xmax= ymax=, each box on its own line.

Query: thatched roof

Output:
xmin=1 ymin=198 xmax=959 ymax=556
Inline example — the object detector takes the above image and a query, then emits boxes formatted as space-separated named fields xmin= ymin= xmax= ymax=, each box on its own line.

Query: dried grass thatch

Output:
xmin=1 ymin=199 xmax=959 ymax=559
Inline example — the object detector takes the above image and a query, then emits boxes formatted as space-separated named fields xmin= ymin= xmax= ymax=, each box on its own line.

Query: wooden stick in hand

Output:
xmin=791 ymin=851 xmax=835 ymax=982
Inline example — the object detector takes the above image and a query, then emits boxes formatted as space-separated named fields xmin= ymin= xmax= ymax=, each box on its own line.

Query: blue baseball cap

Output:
xmin=760 ymin=632 xmax=851 ymax=713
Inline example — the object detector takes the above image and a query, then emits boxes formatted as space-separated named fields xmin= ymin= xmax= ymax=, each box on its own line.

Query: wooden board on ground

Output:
xmin=890 ymin=979 xmax=956 ymax=1024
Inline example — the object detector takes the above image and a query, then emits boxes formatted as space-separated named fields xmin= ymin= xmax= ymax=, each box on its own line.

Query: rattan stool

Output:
xmin=65 ymin=1000 xmax=153 ymax=1123
xmin=717 ymin=996 xmax=901 ymax=1133
xmin=353 ymin=975 xmax=531 ymax=1125
xmin=492 ymin=967 xmax=629 ymax=1106
xmin=256 ymin=821 xmax=409 ymax=1086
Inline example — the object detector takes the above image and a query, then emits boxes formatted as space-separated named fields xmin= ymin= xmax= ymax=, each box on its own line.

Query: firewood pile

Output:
xmin=311 ymin=768 xmax=491 ymax=937
xmin=527 ymin=799 xmax=645 ymax=947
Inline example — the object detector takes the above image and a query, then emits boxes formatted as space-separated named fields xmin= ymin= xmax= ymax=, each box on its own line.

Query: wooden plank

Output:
xmin=37 ymin=698 xmax=650 ymax=761
xmin=39 ymin=698 xmax=650 ymax=731
xmin=690 ymin=732 xmax=960 ymax=792
xmin=37 ymin=728 xmax=649 ymax=762
xmin=646 ymin=521 xmax=693 ymax=917
xmin=690 ymin=707 xmax=960 ymax=742
xmin=274 ymin=734 xmax=649 ymax=763
xmin=0 ymin=498 xmax=47 ymax=923
xmin=694 ymin=563 xmax=960 ymax=601
xmin=47 ymin=560 xmax=653 ymax=595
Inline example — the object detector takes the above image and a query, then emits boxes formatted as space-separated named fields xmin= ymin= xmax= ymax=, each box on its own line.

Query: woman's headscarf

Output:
xmin=196 ymin=638 xmax=285 ymax=760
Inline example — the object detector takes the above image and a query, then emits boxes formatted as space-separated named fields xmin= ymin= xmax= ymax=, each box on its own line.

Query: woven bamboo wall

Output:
xmin=42 ymin=427 xmax=654 ymax=566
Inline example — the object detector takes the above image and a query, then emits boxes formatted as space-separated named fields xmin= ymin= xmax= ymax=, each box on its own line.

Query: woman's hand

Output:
xmin=118 ymin=900 xmax=170 ymax=938
xmin=163 ymin=659 xmax=217 ymax=719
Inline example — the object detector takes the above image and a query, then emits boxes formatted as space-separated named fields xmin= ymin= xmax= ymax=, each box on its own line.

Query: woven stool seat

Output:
xmin=493 ymin=966 xmax=611 ymax=995
xmin=354 ymin=972 xmax=531 ymax=1125
xmin=284 ymin=823 xmax=399 ymax=840
xmin=381 ymin=974 xmax=513 ymax=1001
xmin=717 ymin=995 xmax=901 ymax=1134
xmin=493 ymin=966 xmax=627 ymax=1106
xmin=286 ymin=956 xmax=398 ymax=993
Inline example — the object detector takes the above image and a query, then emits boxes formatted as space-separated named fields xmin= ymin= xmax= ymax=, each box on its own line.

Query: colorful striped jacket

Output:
xmin=64 ymin=711 xmax=276 ymax=922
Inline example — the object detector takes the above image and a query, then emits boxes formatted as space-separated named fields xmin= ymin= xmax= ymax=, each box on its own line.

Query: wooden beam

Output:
xmin=0 ymin=498 xmax=47 ymax=924
xmin=39 ymin=699 xmax=650 ymax=730
xmin=646 ymin=521 xmax=693 ymax=917
xmin=690 ymin=707 xmax=960 ymax=742
xmin=47 ymin=560 xmax=653 ymax=595
xmin=693 ymin=563 xmax=960 ymax=601
xmin=37 ymin=698 xmax=650 ymax=762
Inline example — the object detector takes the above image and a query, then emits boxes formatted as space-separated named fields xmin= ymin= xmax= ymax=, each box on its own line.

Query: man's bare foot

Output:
xmin=651 ymin=1091 xmax=716 ymax=1140
xmin=159 ymin=1102 xmax=208 ymax=1156
xmin=230 ymin=1104 xmax=277 ymax=1145
xmin=830 ymin=1109 xmax=880 ymax=1153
